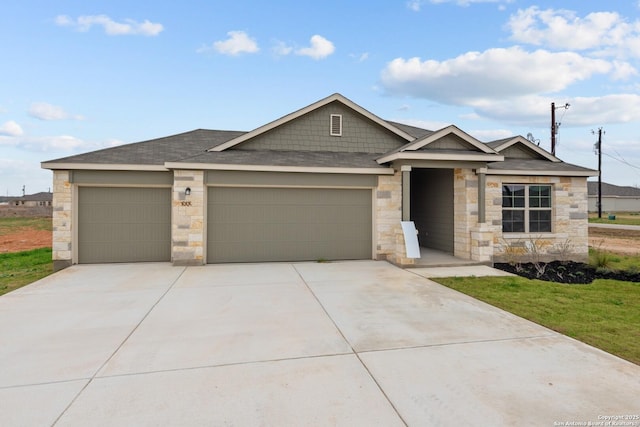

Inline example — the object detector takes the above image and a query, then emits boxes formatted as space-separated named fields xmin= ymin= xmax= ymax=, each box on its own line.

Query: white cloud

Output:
xmin=393 ymin=118 xmax=452 ymax=131
xmin=470 ymin=94 xmax=640 ymax=128
xmin=506 ymin=7 xmax=640 ymax=59
xmin=350 ymin=52 xmax=369 ymax=62
xmin=410 ymin=0 xmax=513 ymax=7
xmin=28 ymin=102 xmax=84 ymax=121
xmin=469 ymin=129 xmax=515 ymax=141
xmin=199 ymin=31 xmax=259 ymax=56
xmin=296 ymin=35 xmax=335 ymax=60
xmin=0 ymin=121 xmax=23 ymax=137
xmin=271 ymin=40 xmax=293 ymax=56
xmin=407 ymin=1 xmax=423 ymax=11
xmin=381 ymin=47 xmax=611 ymax=104
xmin=21 ymin=135 xmax=86 ymax=152
xmin=55 ymin=14 xmax=163 ymax=36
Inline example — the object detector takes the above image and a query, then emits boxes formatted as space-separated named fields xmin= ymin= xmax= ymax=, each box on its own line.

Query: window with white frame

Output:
xmin=502 ymin=184 xmax=552 ymax=233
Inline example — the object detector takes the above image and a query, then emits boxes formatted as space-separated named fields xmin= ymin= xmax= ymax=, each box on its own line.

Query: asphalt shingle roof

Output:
xmin=44 ymin=129 xmax=246 ymax=165
xmin=587 ymin=181 xmax=640 ymax=196
xmin=487 ymin=159 xmax=596 ymax=174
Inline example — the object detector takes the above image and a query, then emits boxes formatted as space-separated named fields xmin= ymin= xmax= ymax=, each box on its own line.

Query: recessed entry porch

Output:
xmin=404 ymin=167 xmax=487 ymax=267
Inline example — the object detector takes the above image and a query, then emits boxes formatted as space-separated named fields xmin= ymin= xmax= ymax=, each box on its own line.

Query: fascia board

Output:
xmin=485 ymin=169 xmax=598 ymax=177
xmin=376 ymin=151 xmax=504 ymax=164
xmin=41 ymin=162 xmax=168 ymax=171
xmin=164 ymin=162 xmax=395 ymax=175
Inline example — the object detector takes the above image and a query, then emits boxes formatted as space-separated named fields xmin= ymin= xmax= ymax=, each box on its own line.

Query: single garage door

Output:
xmin=78 ymin=187 xmax=171 ymax=263
xmin=207 ymin=187 xmax=372 ymax=263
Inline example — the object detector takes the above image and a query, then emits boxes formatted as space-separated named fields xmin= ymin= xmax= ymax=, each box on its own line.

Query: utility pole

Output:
xmin=551 ymin=102 xmax=570 ymax=156
xmin=551 ymin=102 xmax=556 ymax=156
xmin=592 ymin=128 xmax=604 ymax=218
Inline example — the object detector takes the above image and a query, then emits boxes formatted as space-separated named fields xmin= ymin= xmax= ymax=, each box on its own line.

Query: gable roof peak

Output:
xmin=396 ymin=124 xmax=498 ymax=155
xmin=208 ymin=93 xmax=415 ymax=152
xmin=490 ymin=135 xmax=561 ymax=162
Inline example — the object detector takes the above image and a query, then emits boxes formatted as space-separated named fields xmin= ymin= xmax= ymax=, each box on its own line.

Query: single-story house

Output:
xmin=588 ymin=181 xmax=640 ymax=212
xmin=42 ymin=93 xmax=597 ymax=271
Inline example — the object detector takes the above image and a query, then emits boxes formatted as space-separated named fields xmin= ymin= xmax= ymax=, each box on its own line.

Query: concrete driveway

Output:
xmin=1 ymin=261 xmax=638 ymax=426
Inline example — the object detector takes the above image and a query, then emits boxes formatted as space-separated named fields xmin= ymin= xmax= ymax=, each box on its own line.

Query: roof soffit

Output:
xmin=208 ymin=93 xmax=415 ymax=152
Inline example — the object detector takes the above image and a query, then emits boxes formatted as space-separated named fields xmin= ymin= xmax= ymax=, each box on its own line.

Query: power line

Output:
xmin=602 ymin=151 xmax=640 ymax=171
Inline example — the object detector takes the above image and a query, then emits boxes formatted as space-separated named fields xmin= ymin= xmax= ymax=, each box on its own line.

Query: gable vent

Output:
xmin=330 ymin=114 xmax=342 ymax=136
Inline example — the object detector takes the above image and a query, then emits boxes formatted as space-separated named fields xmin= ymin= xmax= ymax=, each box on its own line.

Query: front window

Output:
xmin=502 ymin=184 xmax=552 ymax=233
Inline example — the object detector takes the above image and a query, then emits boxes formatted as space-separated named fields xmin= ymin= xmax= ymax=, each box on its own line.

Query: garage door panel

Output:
xmin=78 ymin=187 xmax=171 ymax=263
xmin=208 ymin=187 xmax=372 ymax=263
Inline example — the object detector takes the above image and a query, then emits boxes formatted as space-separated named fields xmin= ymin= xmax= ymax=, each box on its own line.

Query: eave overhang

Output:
xmin=376 ymin=151 xmax=504 ymax=164
xmin=485 ymin=169 xmax=597 ymax=177
xmin=163 ymin=162 xmax=394 ymax=175
xmin=41 ymin=162 xmax=168 ymax=171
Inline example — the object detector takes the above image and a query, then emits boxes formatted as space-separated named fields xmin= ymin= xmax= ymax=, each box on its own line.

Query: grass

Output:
xmin=589 ymin=212 xmax=640 ymax=226
xmin=0 ymin=216 xmax=52 ymax=234
xmin=589 ymin=247 xmax=640 ymax=272
xmin=432 ymin=275 xmax=640 ymax=365
xmin=0 ymin=248 xmax=53 ymax=296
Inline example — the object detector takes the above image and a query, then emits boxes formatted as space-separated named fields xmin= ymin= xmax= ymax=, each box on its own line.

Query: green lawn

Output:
xmin=0 ymin=216 xmax=52 ymax=233
xmin=0 ymin=248 xmax=53 ymax=296
xmin=433 ymin=275 xmax=640 ymax=365
xmin=589 ymin=212 xmax=640 ymax=226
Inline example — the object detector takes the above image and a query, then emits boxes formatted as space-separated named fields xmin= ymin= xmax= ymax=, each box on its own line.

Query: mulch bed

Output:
xmin=494 ymin=261 xmax=640 ymax=284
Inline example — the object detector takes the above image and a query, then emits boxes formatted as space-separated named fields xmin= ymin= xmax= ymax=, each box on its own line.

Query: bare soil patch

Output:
xmin=589 ymin=227 xmax=640 ymax=255
xmin=0 ymin=228 xmax=52 ymax=253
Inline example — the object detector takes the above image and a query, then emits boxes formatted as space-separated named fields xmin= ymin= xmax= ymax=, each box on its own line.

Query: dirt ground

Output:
xmin=0 ymin=228 xmax=52 ymax=253
xmin=589 ymin=227 xmax=640 ymax=255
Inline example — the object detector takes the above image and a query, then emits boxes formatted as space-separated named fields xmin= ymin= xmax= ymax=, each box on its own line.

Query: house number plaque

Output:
xmin=180 ymin=201 xmax=192 ymax=206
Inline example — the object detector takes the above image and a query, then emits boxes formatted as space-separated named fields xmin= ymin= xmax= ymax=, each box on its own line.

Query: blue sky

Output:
xmin=2 ymin=0 xmax=640 ymax=195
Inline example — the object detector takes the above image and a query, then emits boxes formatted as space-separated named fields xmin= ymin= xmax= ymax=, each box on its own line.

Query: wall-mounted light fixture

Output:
xmin=185 ymin=187 xmax=191 ymax=196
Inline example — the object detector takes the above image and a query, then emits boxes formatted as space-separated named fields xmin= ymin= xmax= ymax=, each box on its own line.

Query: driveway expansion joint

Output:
xmin=50 ymin=266 xmax=188 ymax=426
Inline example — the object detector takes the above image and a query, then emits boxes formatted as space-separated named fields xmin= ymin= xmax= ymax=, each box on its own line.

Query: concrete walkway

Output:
xmin=589 ymin=222 xmax=640 ymax=231
xmin=0 ymin=261 xmax=638 ymax=426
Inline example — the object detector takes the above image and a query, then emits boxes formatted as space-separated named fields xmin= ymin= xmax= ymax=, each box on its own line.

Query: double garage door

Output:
xmin=208 ymin=187 xmax=372 ymax=263
xmin=78 ymin=186 xmax=372 ymax=264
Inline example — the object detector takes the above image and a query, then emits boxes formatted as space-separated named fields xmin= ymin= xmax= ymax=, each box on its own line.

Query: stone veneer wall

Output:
xmin=52 ymin=170 xmax=73 ymax=271
xmin=488 ymin=175 xmax=589 ymax=263
xmin=172 ymin=170 xmax=205 ymax=265
xmin=375 ymin=171 xmax=415 ymax=265
xmin=453 ymin=168 xmax=478 ymax=261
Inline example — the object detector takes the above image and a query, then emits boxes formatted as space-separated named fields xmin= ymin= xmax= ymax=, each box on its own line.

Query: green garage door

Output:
xmin=78 ymin=187 xmax=171 ymax=263
xmin=207 ymin=187 xmax=372 ymax=263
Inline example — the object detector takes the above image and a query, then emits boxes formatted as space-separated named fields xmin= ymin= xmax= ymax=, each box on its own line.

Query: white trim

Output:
xmin=485 ymin=169 xmax=597 ymax=177
xmin=164 ymin=162 xmax=394 ymax=175
xmin=209 ymin=93 xmax=415 ymax=152
xmin=492 ymin=136 xmax=561 ymax=162
xmin=330 ymin=114 xmax=342 ymax=136
xmin=41 ymin=162 xmax=168 ymax=171
xmin=376 ymin=151 xmax=503 ymax=164
xmin=398 ymin=125 xmax=498 ymax=154
xmin=206 ymin=183 xmax=375 ymax=190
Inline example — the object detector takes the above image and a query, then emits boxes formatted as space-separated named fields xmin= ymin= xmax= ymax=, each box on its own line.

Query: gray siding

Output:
xmin=500 ymin=144 xmax=541 ymax=159
xmin=206 ymin=170 xmax=377 ymax=187
xmin=78 ymin=187 xmax=171 ymax=263
xmin=207 ymin=187 xmax=372 ymax=263
xmin=410 ymin=169 xmax=454 ymax=253
xmin=419 ymin=134 xmax=477 ymax=151
xmin=71 ymin=171 xmax=173 ymax=185
xmin=237 ymin=101 xmax=407 ymax=153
